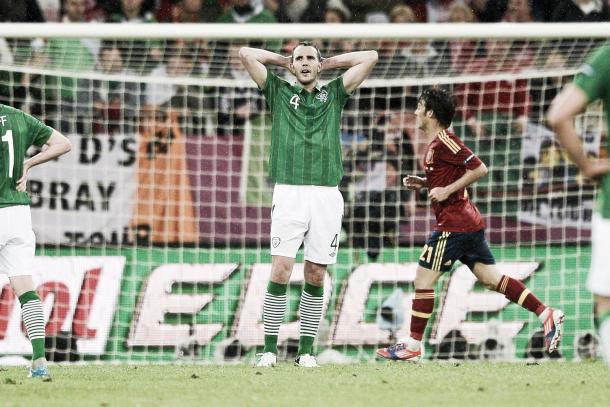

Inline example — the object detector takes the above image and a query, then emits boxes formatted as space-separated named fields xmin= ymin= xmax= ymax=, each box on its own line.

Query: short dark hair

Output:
xmin=291 ymin=41 xmax=322 ymax=63
xmin=418 ymin=87 xmax=456 ymax=128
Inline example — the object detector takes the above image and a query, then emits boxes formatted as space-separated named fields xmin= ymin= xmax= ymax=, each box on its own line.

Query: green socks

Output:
xmin=19 ymin=291 xmax=46 ymax=361
xmin=297 ymin=283 xmax=324 ymax=356
xmin=262 ymin=281 xmax=287 ymax=354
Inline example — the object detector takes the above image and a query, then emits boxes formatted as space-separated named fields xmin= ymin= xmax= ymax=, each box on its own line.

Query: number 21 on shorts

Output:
xmin=419 ymin=244 xmax=433 ymax=264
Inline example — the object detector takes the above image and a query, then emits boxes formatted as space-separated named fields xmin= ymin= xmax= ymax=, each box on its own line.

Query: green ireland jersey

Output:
xmin=0 ymin=105 xmax=53 ymax=208
xmin=262 ymin=70 xmax=350 ymax=186
xmin=574 ymin=45 xmax=610 ymax=218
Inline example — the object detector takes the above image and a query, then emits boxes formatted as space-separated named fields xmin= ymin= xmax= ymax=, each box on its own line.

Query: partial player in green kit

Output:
xmin=0 ymin=105 xmax=71 ymax=379
xmin=548 ymin=44 xmax=610 ymax=368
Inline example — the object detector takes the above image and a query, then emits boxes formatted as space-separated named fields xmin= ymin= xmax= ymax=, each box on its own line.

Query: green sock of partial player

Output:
xmin=298 ymin=283 xmax=324 ymax=356
xmin=19 ymin=291 xmax=46 ymax=361
xmin=263 ymin=281 xmax=287 ymax=354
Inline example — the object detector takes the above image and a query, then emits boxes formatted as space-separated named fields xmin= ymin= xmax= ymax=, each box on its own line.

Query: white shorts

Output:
xmin=270 ymin=184 xmax=344 ymax=265
xmin=587 ymin=213 xmax=610 ymax=296
xmin=0 ymin=205 xmax=36 ymax=278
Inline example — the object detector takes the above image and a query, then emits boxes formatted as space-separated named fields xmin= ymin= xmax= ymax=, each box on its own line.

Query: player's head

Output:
xmin=415 ymin=88 xmax=456 ymax=131
xmin=290 ymin=41 xmax=322 ymax=86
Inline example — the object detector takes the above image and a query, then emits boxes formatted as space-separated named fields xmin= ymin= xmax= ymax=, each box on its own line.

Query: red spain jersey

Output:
xmin=423 ymin=129 xmax=485 ymax=232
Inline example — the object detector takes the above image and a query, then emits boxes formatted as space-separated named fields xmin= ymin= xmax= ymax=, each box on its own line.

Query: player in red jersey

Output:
xmin=377 ymin=88 xmax=564 ymax=361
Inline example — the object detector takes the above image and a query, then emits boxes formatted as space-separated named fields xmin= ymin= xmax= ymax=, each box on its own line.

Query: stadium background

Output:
xmin=0 ymin=0 xmax=608 ymax=365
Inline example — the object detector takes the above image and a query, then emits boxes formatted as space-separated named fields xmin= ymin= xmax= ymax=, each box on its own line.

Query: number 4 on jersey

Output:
xmin=290 ymin=95 xmax=300 ymax=110
xmin=1 ymin=130 xmax=14 ymax=178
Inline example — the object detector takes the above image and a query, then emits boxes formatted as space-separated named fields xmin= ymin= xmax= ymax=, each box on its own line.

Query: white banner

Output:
xmin=29 ymin=134 xmax=138 ymax=245
xmin=0 ymin=256 xmax=125 ymax=355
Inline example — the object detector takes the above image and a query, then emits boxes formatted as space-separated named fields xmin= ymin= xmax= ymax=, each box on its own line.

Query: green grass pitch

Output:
xmin=1 ymin=362 xmax=609 ymax=406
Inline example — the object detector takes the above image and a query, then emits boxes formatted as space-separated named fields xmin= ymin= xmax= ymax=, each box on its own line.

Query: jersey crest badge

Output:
xmin=315 ymin=90 xmax=328 ymax=103
xmin=425 ymin=147 xmax=434 ymax=166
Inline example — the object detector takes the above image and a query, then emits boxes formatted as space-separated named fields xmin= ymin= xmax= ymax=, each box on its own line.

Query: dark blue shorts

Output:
xmin=418 ymin=229 xmax=495 ymax=272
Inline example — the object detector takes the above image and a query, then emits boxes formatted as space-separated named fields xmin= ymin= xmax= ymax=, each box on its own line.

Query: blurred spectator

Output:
xmin=469 ymin=0 xmax=509 ymax=22
xmin=319 ymin=0 xmax=354 ymax=57
xmin=216 ymin=0 xmax=280 ymax=58
xmin=528 ymin=49 xmax=568 ymax=123
xmin=551 ymin=0 xmax=609 ymax=22
xmin=107 ymin=0 xmax=162 ymax=73
xmin=77 ymin=41 xmax=142 ymax=134
xmin=456 ymin=40 xmax=532 ymax=139
xmin=426 ymin=0 xmax=457 ymax=22
xmin=217 ymin=0 xmax=277 ymax=22
xmin=446 ymin=2 xmax=478 ymax=73
xmin=0 ymin=0 xmax=45 ymax=110
xmin=373 ymin=5 xmax=416 ymax=77
xmin=145 ymin=48 xmax=196 ymax=107
xmin=98 ymin=0 xmax=155 ymax=15
xmin=216 ymin=43 xmax=262 ymax=136
xmin=402 ymin=0 xmax=428 ymax=22
xmin=272 ymin=0 xmax=325 ymax=22
xmin=107 ymin=0 xmax=156 ymax=21
xmin=348 ymin=159 xmax=408 ymax=261
xmin=158 ymin=0 xmax=223 ymax=23
xmin=454 ymin=40 xmax=533 ymax=192
xmin=63 ymin=0 xmax=87 ymax=22
xmin=41 ymin=2 xmax=100 ymax=130
xmin=399 ymin=0 xmax=456 ymax=22
xmin=448 ymin=1 xmax=477 ymax=22
xmin=532 ymin=0 xmax=558 ymax=21
xmin=393 ymin=39 xmax=452 ymax=77
xmin=62 ymin=0 xmax=101 ymax=57
xmin=38 ymin=0 xmax=61 ymax=21
xmin=0 ymin=0 xmax=45 ymax=22
xmin=502 ymin=0 xmax=533 ymax=21
xmin=325 ymin=0 xmax=351 ymax=22
xmin=389 ymin=3 xmax=416 ymax=22
xmin=343 ymin=0 xmax=403 ymax=22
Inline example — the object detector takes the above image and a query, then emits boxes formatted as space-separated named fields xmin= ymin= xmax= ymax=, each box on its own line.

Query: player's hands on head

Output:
xmin=428 ymin=186 xmax=450 ymax=203
xmin=16 ymin=161 xmax=31 ymax=192
xmin=320 ymin=57 xmax=328 ymax=71
xmin=403 ymin=175 xmax=426 ymax=190
xmin=582 ymin=159 xmax=610 ymax=180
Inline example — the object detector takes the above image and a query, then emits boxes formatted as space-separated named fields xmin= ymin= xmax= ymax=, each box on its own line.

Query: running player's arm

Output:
xmin=429 ymin=141 xmax=487 ymax=203
xmin=403 ymin=175 xmax=427 ymax=190
xmin=239 ymin=47 xmax=291 ymax=89
xmin=322 ymin=50 xmax=378 ymax=94
xmin=17 ymin=130 xmax=71 ymax=192
xmin=547 ymin=51 xmax=610 ymax=179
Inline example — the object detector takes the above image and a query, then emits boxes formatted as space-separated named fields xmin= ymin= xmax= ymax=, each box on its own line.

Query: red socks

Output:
xmin=496 ymin=275 xmax=546 ymax=316
xmin=410 ymin=289 xmax=435 ymax=340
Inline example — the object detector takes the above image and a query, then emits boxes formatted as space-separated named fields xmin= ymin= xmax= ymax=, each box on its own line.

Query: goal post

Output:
xmin=0 ymin=23 xmax=607 ymax=364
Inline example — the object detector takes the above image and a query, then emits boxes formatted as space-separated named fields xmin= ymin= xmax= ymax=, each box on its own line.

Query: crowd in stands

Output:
xmin=3 ymin=0 xmax=609 ymax=24
xmin=0 ymin=0 xmax=607 ymax=252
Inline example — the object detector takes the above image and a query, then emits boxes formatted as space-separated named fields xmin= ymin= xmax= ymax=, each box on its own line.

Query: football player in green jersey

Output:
xmin=240 ymin=42 xmax=377 ymax=367
xmin=0 ymin=105 xmax=71 ymax=379
xmin=548 ymin=45 xmax=610 ymax=368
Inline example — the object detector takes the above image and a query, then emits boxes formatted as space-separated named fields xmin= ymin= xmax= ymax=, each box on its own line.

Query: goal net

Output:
xmin=0 ymin=23 xmax=607 ymax=363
